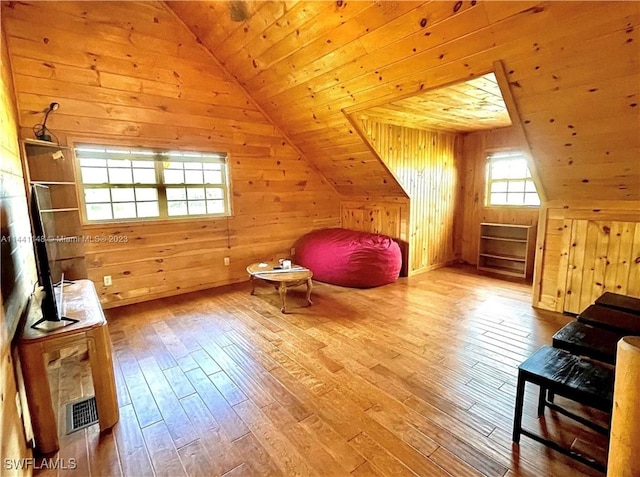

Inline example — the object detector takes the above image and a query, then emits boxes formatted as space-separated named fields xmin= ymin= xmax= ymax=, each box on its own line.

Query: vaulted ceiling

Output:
xmin=356 ymin=72 xmax=511 ymax=133
xmin=167 ymin=0 xmax=640 ymax=201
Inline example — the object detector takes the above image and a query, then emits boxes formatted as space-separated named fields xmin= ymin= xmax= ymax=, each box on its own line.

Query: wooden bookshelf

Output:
xmin=21 ymin=139 xmax=86 ymax=280
xmin=478 ymin=223 xmax=536 ymax=279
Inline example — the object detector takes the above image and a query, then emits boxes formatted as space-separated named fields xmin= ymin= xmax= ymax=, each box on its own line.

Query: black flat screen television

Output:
xmin=30 ymin=184 xmax=76 ymax=328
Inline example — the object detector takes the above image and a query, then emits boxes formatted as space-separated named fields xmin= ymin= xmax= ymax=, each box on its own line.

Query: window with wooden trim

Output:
xmin=75 ymin=145 xmax=230 ymax=222
xmin=486 ymin=150 xmax=540 ymax=207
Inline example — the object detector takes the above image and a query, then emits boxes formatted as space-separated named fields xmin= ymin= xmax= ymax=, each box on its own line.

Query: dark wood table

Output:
xmin=513 ymin=345 xmax=614 ymax=472
xmin=552 ymin=321 xmax=624 ymax=364
xmin=595 ymin=292 xmax=640 ymax=316
xmin=578 ymin=304 xmax=640 ymax=335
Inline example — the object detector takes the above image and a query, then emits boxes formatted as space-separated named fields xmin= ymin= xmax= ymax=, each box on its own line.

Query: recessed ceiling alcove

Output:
xmin=354 ymin=73 xmax=512 ymax=133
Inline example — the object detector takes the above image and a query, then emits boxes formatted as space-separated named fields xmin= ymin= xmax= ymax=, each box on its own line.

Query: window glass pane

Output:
xmin=525 ymin=180 xmax=537 ymax=193
xmin=490 ymin=193 xmax=508 ymax=205
xmin=188 ymin=200 xmax=206 ymax=215
xmin=109 ymin=168 xmax=133 ymax=184
xmin=133 ymin=168 xmax=156 ymax=184
xmin=77 ymin=145 xmax=229 ymax=221
xmin=166 ymin=188 xmax=186 ymax=201
xmin=204 ymin=170 xmax=223 ymax=184
xmin=187 ymin=187 xmax=205 ymax=200
xmin=137 ymin=202 xmax=159 ymax=218
xmin=80 ymin=158 xmax=106 ymax=167
xmin=185 ymin=170 xmax=204 ymax=184
xmin=506 ymin=159 xmax=528 ymax=179
xmin=168 ymin=201 xmax=188 ymax=216
xmin=490 ymin=161 xmax=511 ymax=179
xmin=164 ymin=169 xmax=184 ymax=184
xmin=207 ymin=200 xmax=225 ymax=214
xmin=111 ymin=188 xmax=135 ymax=202
xmin=206 ymin=188 xmax=224 ymax=199
xmin=506 ymin=194 xmax=524 ymax=205
xmin=108 ymin=159 xmax=131 ymax=168
xmin=508 ymin=180 xmax=525 ymax=193
xmin=135 ymin=188 xmax=158 ymax=201
xmin=113 ymin=202 xmax=136 ymax=219
xmin=86 ymin=203 xmax=112 ymax=221
xmin=524 ymin=193 xmax=541 ymax=206
xmin=132 ymin=160 xmax=154 ymax=168
xmin=81 ymin=167 xmax=108 ymax=184
xmin=490 ymin=182 xmax=508 ymax=193
xmin=85 ymin=189 xmax=110 ymax=203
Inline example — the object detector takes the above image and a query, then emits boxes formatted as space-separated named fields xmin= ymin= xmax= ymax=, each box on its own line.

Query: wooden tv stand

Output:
xmin=18 ymin=279 xmax=119 ymax=454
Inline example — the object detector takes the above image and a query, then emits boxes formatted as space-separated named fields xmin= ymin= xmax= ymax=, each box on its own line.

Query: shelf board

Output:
xmin=41 ymin=208 xmax=80 ymax=213
xmin=479 ymin=252 xmax=526 ymax=262
xmin=23 ymin=138 xmax=70 ymax=149
xmin=31 ymin=181 xmax=76 ymax=186
xmin=477 ymin=265 xmax=526 ymax=278
xmin=480 ymin=235 xmax=527 ymax=243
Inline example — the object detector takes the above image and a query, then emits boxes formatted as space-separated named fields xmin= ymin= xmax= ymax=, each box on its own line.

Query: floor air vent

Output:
xmin=66 ymin=396 xmax=98 ymax=434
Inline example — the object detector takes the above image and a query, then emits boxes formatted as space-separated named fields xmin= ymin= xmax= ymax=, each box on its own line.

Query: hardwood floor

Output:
xmin=35 ymin=265 xmax=608 ymax=477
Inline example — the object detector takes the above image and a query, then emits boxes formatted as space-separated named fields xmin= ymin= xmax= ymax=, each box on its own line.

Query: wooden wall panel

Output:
xmin=461 ymin=126 xmax=539 ymax=265
xmin=169 ymin=1 xmax=640 ymax=202
xmin=533 ymin=201 xmax=640 ymax=312
xmin=0 ymin=25 xmax=33 ymax=475
xmin=2 ymin=1 xmax=341 ymax=308
xmin=357 ymin=119 xmax=462 ymax=275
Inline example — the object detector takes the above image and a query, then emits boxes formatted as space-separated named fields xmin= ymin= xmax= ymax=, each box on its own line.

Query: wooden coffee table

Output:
xmin=247 ymin=262 xmax=313 ymax=313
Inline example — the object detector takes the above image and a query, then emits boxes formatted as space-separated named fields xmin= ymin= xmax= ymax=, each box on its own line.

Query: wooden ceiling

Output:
xmin=167 ymin=0 xmax=640 ymax=200
xmin=357 ymin=73 xmax=511 ymax=133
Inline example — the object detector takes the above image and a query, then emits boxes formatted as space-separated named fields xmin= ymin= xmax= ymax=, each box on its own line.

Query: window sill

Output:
xmin=82 ymin=214 xmax=233 ymax=230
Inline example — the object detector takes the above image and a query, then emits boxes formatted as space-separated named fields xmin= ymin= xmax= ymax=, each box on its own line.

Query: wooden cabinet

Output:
xmin=21 ymin=139 xmax=86 ymax=280
xmin=478 ymin=223 xmax=536 ymax=279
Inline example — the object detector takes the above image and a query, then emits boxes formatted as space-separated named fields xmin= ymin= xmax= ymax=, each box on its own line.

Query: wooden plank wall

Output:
xmin=358 ymin=119 xmax=462 ymax=275
xmin=168 ymin=1 xmax=640 ymax=202
xmin=340 ymin=198 xmax=409 ymax=241
xmin=461 ymin=126 xmax=539 ymax=265
xmin=533 ymin=201 xmax=640 ymax=313
xmin=1 ymin=1 xmax=342 ymax=308
xmin=340 ymin=197 xmax=410 ymax=275
xmin=0 ymin=25 xmax=33 ymax=476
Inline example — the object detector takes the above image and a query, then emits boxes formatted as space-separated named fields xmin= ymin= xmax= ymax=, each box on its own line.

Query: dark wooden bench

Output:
xmin=595 ymin=292 xmax=640 ymax=316
xmin=578 ymin=304 xmax=640 ymax=335
xmin=513 ymin=345 xmax=614 ymax=472
xmin=552 ymin=321 xmax=624 ymax=365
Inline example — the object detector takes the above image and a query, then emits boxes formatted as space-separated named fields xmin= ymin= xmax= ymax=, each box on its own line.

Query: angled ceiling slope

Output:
xmin=168 ymin=1 xmax=640 ymax=201
xmin=357 ymin=72 xmax=511 ymax=133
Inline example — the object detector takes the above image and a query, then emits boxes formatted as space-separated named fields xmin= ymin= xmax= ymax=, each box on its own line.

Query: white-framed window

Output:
xmin=75 ymin=144 xmax=231 ymax=222
xmin=486 ymin=150 xmax=540 ymax=207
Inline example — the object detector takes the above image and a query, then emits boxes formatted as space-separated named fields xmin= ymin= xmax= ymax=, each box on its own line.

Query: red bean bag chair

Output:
xmin=293 ymin=228 xmax=402 ymax=288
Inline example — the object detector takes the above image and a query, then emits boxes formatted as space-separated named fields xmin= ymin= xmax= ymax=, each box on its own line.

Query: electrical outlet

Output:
xmin=103 ymin=275 xmax=112 ymax=286
xmin=290 ymin=247 xmax=295 ymax=256
xmin=223 ymin=257 xmax=230 ymax=266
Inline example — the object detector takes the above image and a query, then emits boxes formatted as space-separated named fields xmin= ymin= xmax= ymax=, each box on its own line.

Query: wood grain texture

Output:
xmin=534 ymin=201 xmax=640 ymax=312
xmin=36 ymin=265 xmax=608 ymax=477
xmin=357 ymin=119 xmax=463 ymax=275
xmin=461 ymin=126 xmax=539 ymax=265
xmin=167 ymin=1 xmax=640 ymax=201
xmin=0 ymin=24 xmax=34 ymax=475
xmin=1 ymin=1 xmax=343 ymax=308
xmin=359 ymin=72 xmax=511 ymax=133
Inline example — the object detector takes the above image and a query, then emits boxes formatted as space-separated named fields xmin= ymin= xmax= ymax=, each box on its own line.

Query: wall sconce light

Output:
xmin=33 ymin=102 xmax=59 ymax=142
